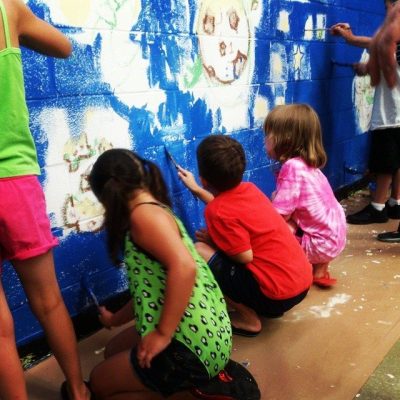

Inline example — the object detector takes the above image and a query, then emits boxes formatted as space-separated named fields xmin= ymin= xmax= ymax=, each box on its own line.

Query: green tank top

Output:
xmin=0 ymin=0 xmax=40 ymax=178
xmin=124 ymin=203 xmax=232 ymax=377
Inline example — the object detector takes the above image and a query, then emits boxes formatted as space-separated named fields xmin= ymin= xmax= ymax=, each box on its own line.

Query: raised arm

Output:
xmin=15 ymin=0 xmax=71 ymax=58
xmin=330 ymin=23 xmax=372 ymax=48
xmin=178 ymin=166 xmax=215 ymax=204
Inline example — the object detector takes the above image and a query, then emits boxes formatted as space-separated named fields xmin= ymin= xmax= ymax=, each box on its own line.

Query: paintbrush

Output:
xmin=82 ymin=275 xmax=100 ymax=308
xmin=305 ymin=26 xmax=351 ymax=31
xmin=164 ymin=146 xmax=181 ymax=170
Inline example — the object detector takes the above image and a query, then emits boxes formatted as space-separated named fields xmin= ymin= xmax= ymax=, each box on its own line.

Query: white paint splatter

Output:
xmin=308 ymin=293 xmax=352 ymax=318
xmin=287 ymin=293 xmax=352 ymax=321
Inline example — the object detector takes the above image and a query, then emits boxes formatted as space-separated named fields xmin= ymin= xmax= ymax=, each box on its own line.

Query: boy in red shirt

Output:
xmin=179 ymin=135 xmax=312 ymax=336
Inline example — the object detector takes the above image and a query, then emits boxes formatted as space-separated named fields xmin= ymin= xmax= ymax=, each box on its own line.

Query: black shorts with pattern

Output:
xmin=130 ymin=339 xmax=210 ymax=397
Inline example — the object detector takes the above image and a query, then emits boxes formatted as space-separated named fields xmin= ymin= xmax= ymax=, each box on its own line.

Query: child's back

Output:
xmin=206 ymin=181 xmax=312 ymax=300
xmin=272 ymin=157 xmax=346 ymax=264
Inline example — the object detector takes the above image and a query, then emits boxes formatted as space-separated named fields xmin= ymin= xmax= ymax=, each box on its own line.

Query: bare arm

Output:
xmin=367 ymin=2 xmax=400 ymax=87
xmin=177 ymin=167 xmax=214 ymax=204
xmin=15 ymin=0 xmax=72 ymax=58
xmin=229 ymin=249 xmax=253 ymax=264
xmin=130 ymin=205 xmax=197 ymax=367
xmin=98 ymin=301 xmax=135 ymax=329
xmin=330 ymin=23 xmax=371 ymax=48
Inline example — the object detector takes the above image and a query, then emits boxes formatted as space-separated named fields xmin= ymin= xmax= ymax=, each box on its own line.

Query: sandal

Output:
xmin=231 ymin=325 xmax=261 ymax=338
xmin=313 ymin=272 xmax=337 ymax=288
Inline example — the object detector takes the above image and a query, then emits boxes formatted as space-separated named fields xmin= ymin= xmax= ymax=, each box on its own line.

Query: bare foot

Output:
xmin=229 ymin=311 xmax=261 ymax=334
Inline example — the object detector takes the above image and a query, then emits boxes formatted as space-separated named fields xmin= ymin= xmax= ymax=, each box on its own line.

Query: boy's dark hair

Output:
xmin=197 ymin=135 xmax=246 ymax=191
xmin=89 ymin=148 xmax=171 ymax=263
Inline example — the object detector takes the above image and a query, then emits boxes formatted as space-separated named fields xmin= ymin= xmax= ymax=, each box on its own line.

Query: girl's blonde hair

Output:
xmin=263 ymin=103 xmax=327 ymax=168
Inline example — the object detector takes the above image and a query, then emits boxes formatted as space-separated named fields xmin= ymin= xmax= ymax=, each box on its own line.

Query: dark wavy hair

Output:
xmin=197 ymin=135 xmax=246 ymax=192
xmin=89 ymin=149 xmax=171 ymax=264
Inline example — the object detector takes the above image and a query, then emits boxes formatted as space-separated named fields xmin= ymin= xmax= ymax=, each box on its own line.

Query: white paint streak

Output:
xmin=278 ymin=10 xmax=290 ymax=33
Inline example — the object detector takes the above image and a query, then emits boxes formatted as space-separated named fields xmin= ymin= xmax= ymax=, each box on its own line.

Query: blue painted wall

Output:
xmin=4 ymin=0 xmax=385 ymax=346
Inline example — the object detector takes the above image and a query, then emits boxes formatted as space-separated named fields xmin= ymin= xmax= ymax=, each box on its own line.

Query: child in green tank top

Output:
xmin=88 ymin=149 xmax=260 ymax=399
xmin=0 ymin=1 xmax=89 ymax=399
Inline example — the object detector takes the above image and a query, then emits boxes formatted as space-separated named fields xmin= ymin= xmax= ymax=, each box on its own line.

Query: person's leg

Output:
xmin=197 ymin=246 xmax=262 ymax=335
xmin=225 ymin=296 xmax=262 ymax=334
xmin=90 ymin=350 xmax=162 ymax=400
xmin=347 ymin=129 xmax=393 ymax=224
xmin=372 ymin=173 xmax=392 ymax=204
xmin=0 ymin=280 xmax=28 ymax=400
xmin=389 ymin=168 xmax=400 ymax=200
xmin=13 ymin=251 xmax=89 ymax=400
xmin=347 ymin=172 xmax=391 ymax=224
xmin=195 ymin=241 xmax=217 ymax=262
xmin=104 ymin=326 xmax=139 ymax=359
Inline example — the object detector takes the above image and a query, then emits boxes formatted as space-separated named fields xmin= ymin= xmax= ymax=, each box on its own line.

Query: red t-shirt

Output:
xmin=205 ymin=182 xmax=312 ymax=300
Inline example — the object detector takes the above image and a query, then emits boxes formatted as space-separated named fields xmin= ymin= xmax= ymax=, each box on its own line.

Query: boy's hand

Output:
xmin=195 ymin=228 xmax=214 ymax=246
xmin=137 ymin=329 xmax=171 ymax=368
xmin=177 ymin=167 xmax=200 ymax=192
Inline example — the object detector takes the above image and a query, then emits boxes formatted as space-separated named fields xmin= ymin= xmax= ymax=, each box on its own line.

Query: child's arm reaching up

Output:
xmin=178 ymin=166 xmax=214 ymax=204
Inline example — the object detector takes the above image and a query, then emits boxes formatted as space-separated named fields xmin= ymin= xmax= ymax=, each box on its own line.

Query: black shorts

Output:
xmin=130 ymin=339 xmax=210 ymax=397
xmin=368 ymin=127 xmax=400 ymax=174
xmin=208 ymin=252 xmax=308 ymax=317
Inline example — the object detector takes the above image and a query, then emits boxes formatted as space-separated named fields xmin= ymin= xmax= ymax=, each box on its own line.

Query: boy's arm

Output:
xmin=330 ymin=23 xmax=372 ymax=48
xmin=178 ymin=167 xmax=214 ymax=204
xmin=229 ymin=249 xmax=253 ymax=264
xmin=16 ymin=0 xmax=72 ymax=58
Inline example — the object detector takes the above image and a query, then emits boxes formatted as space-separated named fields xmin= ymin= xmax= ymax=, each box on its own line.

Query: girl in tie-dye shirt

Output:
xmin=263 ymin=104 xmax=346 ymax=288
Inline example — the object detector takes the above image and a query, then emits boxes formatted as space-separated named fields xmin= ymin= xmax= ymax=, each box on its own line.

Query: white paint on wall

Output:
xmin=270 ymin=43 xmax=287 ymax=82
xmin=253 ymin=95 xmax=269 ymax=126
xmin=191 ymin=0 xmax=256 ymax=131
xmin=39 ymin=107 xmax=131 ymax=234
xmin=353 ymin=50 xmax=375 ymax=133
xmin=278 ymin=10 xmax=290 ymax=33
xmin=304 ymin=15 xmax=314 ymax=40
xmin=293 ymin=44 xmax=311 ymax=80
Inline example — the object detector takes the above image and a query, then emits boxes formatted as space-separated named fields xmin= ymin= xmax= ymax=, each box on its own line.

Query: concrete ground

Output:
xmin=24 ymin=190 xmax=400 ymax=400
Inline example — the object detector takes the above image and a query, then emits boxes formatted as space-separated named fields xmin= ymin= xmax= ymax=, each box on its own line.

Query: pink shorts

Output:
xmin=0 ymin=175 xmax=58 ymax=266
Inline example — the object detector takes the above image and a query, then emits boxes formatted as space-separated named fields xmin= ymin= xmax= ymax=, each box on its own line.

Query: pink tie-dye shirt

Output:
xmin=272 ymin=157 xmax=346 ymax=264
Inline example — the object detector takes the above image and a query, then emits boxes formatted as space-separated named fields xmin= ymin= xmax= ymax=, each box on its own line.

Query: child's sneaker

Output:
xmin=191 ymin=360 xmax=261 ymax=400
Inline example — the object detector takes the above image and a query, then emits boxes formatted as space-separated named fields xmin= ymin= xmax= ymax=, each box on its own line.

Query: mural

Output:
xmin=4 ymin=0 xmax=384 ymax=345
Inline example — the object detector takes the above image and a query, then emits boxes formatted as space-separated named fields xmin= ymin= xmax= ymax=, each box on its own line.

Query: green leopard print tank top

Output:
xmin=124 ymin=203 xmax=232 ymax=377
